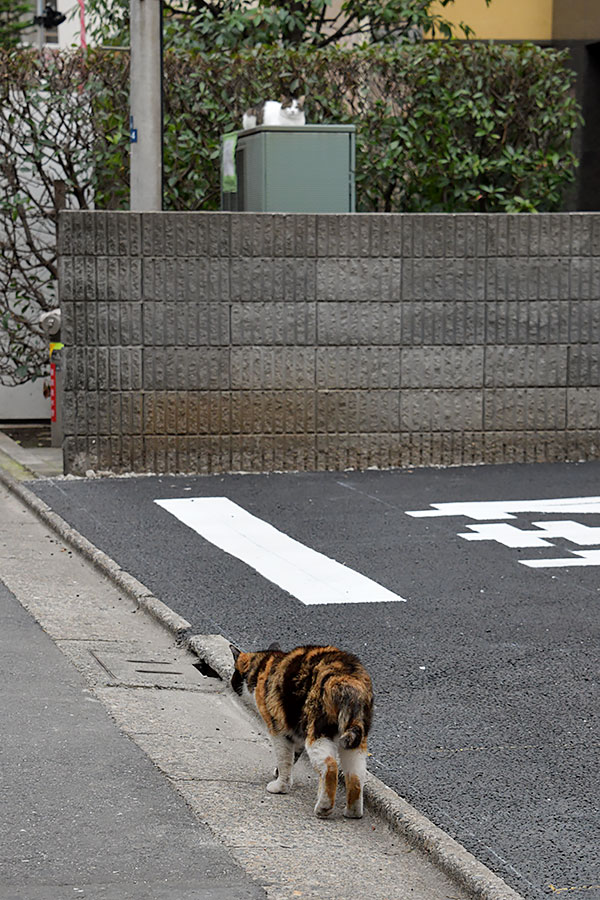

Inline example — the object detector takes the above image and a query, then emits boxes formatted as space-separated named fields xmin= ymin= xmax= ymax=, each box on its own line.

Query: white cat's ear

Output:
xmin=230 ymin=643 xmax=242 ymax=662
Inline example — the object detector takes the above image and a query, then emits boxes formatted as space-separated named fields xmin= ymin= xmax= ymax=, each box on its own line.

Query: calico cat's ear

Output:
xmin=267 ymin=641 xmax=282 ymax=652
xmin=229 ymin=643 xmax=242 ymax=663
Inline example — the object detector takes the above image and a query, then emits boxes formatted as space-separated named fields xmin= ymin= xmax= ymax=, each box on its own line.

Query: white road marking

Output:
xmin=407 ymin=496 xmax=600 ymax=569
xmin=530 ymin=521 xmax=600 ymax=545
xmin=521 ymin=549 xmax=600 ymax=568
xmin=458 ymin=523 xmax=555 ymax=548
xmin=155 ymin=497 xmax=406 ymax=606
xmin=458 ymin=520 xmax=600 ymax=549
xmin=406 ymin=497 xmax=600 ymax=521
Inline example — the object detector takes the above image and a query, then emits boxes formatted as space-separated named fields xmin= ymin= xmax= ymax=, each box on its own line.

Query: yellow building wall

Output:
xmin=430 ymin=0 xmax=553 ymax=40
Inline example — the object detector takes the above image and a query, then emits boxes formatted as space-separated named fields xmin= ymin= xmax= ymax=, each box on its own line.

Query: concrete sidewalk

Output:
xmin=0 ymin=576 xmax=264 ymax=900
xmin=0 ymin=429 xmax=62 ymax=480
xmin=0 ymin=468 xmax=474 ymax=900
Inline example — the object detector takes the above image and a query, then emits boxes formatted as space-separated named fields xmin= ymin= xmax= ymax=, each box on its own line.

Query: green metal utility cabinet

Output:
xmin=221 ymin=125 xmax=355 ymax=213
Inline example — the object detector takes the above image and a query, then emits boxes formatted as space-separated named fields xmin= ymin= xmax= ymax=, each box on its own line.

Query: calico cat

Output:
xmin=242 ymin=95 xmax=306 ymax=130
xmin=230 ymin=643 xmax=373 ymax=819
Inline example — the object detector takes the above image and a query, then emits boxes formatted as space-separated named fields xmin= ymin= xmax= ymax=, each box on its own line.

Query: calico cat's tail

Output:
xmin=339 ymin=722 xmax=365 ymax=750
xmin=335 ymin=684 xmax=372 ymax=750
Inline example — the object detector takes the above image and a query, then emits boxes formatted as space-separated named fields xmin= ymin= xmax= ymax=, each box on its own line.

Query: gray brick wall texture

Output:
xmin=58 ymin=211 xmax=600 ymax=475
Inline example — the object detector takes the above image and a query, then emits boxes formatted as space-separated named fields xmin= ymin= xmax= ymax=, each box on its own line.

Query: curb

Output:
xmin=0 ymin=466 xmax=526 ymax=900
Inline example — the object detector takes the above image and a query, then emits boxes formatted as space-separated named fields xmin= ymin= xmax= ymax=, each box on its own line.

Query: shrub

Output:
xmin=0 ymin=49 xmax=95 ymax=383
xmin=0 ymin=42 xmax=583 ymax=382
xmin=93 ymin=42 xmax=581 ymax=213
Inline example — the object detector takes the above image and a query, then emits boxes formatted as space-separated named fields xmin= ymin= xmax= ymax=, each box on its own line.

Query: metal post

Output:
xmin=129 ymin=0 xmax=163 ymax=211
xmin=36 ymin=0 xmax=44 ymax=49
xmin=51 ymin=180 xmax=66 ymax=449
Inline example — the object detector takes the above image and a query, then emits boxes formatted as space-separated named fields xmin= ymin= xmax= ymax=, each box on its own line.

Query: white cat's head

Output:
xmin=280 ymin=95 xmax=306 ymax=124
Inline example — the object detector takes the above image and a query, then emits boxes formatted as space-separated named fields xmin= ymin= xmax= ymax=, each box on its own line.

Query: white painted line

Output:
xmin=155 ymin=497 xmax=406 ymax=606
xmin=531 ymin=520 xmax=600 ymax=545
xmin=520 ymin=549 xmax=600 ymax=568
xmin=406 ymin=496 xmax=600 ymax=521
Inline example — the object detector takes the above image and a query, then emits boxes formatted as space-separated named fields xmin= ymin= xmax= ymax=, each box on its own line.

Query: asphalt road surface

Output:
xmin=31 ymin=461 xmax=600 ymax=900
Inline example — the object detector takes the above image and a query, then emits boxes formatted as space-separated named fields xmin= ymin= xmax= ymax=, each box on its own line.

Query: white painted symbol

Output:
xmin=406 ymin=497 xmax=600 ymax=521
xmin=155 ymin=497 xmax=406 ymax=606
xmin=407 ymin=497 xmax=600 ymax=569
xmin=458 ymin=523 xmax=555 ymax=548
xmin=458 ymin=520 xmax=600 ymax=549
xmin=520 ymin=549 xmax=600 ymax=568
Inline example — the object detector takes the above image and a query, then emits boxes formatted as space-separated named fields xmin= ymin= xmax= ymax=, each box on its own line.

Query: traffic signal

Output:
xmin=33 ymin=5 xmax=66 ymax=29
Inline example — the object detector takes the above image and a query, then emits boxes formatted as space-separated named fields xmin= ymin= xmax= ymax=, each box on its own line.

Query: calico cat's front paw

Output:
xmin=267 ymin=776 xmax=291 ymax=794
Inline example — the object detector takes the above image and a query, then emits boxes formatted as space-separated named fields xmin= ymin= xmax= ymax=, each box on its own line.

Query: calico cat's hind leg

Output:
xmin=306 ymin=737 xmax=338 ymax=818
xmin=339 ymin=745 xmax=367 ymax=818
xmin=272 ymin=747 xmax=303 ymax=780
xmin=267 ymin=734 xmax=295 ymax=793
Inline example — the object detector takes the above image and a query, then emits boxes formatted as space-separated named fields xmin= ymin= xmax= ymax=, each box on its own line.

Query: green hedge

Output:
xmin=0 ymin=42 xmax=585 ymax=383
xmin=89 ymin=41 xmax=582 ymax=213
xmin=0 ymin=40 xmax=585 ymax=215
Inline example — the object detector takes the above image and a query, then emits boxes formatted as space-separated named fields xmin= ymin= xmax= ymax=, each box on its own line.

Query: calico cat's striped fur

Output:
xmin=230 ymin=643 xmax=373 ymax=819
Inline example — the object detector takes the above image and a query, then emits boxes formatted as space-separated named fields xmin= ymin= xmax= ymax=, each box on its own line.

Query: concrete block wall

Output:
xmin=58 ymin=211 xmax=600 ymax=475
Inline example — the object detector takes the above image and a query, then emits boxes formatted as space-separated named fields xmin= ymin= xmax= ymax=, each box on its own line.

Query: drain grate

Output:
xmin=90 ymin=650 xmax=218 ymax=689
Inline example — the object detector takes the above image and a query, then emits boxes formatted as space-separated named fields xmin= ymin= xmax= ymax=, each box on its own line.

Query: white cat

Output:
xmin=242 ymin=96 xmax=306 ymax=130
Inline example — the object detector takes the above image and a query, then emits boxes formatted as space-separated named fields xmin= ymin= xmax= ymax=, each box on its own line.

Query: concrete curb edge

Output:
xmin=0 ymin=467 xmax=526 ymax=900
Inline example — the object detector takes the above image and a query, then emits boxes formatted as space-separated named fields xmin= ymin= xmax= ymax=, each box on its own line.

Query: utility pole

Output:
xmin=36 ymin=0 xmax=44 ymax=49
xmin=129 ymin=0 xmax=163 ymax=210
